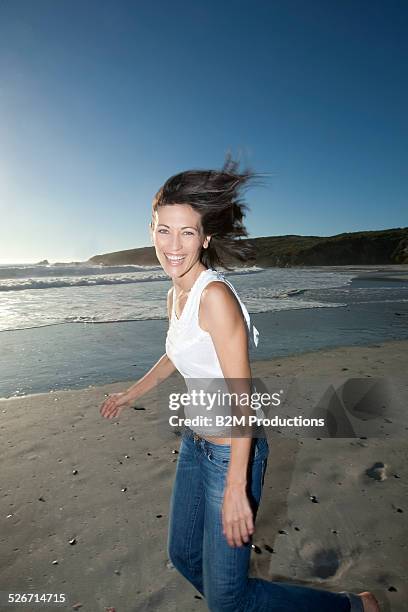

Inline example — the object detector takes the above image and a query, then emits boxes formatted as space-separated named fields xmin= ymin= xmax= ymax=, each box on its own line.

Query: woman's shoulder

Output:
xmin=199 ymin=277 xmax=244 ymax=329
xmin=201 ymin=279 xmax=234 ymax=301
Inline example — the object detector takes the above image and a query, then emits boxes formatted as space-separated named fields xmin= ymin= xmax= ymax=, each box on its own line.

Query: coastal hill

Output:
xmin=88 ymin=227 xmax=408 ymax=267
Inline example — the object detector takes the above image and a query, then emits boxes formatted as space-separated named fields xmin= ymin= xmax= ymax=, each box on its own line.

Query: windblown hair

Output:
xmin=151 ymin=153 xmax=264 ymax=270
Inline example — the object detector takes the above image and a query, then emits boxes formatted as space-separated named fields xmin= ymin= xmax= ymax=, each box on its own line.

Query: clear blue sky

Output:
xmin=1 ymin=0 xmax=407 ymax=264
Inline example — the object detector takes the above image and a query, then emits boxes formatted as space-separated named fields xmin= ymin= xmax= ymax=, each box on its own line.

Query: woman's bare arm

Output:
xmin=200 ymin=281 xmax=254 ymax=547
xmin=100 ymin=288 xmax=176 ymax=418
xmin=124 ymin=352 xmax=176 ymax=402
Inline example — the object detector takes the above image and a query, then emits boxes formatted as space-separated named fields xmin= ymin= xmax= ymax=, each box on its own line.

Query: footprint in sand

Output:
xmin=299 ymin=542 xmax=354 ymax=580
xmin=311 ymin=548 xmax=341 ymax=579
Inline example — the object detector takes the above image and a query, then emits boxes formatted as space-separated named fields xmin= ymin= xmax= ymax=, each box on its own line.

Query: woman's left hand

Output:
xmin=222 ymin=483 xmax=254 ymax=547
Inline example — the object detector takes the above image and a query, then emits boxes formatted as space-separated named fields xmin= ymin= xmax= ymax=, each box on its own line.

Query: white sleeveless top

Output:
xmin=165 ymin=268 xmax=261 ymax=436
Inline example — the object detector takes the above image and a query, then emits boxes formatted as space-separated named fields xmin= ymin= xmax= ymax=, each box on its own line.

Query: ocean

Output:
xmin=1 ymin=263 xmax=407 ymax=398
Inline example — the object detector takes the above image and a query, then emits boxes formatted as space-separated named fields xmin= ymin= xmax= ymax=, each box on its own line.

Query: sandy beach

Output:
xmin=1 ymin=339 xmax=407 ymax=611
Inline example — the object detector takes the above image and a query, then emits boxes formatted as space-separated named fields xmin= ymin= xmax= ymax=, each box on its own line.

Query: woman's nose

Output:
xmin=169 ymin=234 xmax=183 ymax=251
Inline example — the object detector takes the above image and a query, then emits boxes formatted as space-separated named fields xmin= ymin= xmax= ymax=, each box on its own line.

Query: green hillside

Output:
xmin=88 ymin=227 xmax=408 ymax=267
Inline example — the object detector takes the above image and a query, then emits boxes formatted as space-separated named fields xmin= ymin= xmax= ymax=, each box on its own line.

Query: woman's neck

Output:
xmin=172 ymin=263 xmax=208 ymax=295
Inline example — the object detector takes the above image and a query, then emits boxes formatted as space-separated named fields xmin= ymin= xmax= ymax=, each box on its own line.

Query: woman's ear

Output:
xmin=203 ymin=235 xmax=211 ymax=249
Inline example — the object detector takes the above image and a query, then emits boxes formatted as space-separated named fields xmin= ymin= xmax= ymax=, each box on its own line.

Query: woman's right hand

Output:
xmin=100 ymin=392 xmax=132 ymax=420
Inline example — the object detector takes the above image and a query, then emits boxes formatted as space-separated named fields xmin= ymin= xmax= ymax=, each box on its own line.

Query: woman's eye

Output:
xmin=157 ymin=229 xmax=194 ymax=235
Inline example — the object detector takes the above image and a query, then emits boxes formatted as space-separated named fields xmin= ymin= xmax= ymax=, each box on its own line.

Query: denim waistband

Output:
xmin=181 ymin=425 xmax=231 ymax=446
xmin=182 ymin=425 xmax=269 ymax=461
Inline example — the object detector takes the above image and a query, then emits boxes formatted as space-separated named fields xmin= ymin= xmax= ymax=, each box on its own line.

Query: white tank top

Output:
xmin=165 ymin=268 xmax=261 ymax=436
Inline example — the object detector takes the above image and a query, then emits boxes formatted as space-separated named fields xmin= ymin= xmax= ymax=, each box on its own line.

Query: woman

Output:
xmin=100 ymin=157 xmax=380 ymax=611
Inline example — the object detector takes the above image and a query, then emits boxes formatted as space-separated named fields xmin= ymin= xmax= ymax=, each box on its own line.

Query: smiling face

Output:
xmin=151 ymin=204 xmax=211 ymax=278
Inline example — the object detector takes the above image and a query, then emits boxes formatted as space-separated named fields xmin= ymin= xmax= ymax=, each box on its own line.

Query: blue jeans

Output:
xmin=167 ymin=425 xmax=363 ymax=612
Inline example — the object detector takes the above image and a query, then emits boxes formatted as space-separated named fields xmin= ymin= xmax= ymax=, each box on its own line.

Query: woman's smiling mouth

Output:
xmin=165 ymin=254 xmax=187 ymax=265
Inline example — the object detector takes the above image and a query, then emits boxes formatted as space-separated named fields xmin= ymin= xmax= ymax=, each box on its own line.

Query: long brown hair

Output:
xmin=151 ymin=153 xmax=266 ymax=270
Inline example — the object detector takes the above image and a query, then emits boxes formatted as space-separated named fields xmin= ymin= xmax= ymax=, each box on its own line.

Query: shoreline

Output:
xmin=1 ymin=336 xmax=407 ymax=403
xmin=2 ymin=296 xmax=408 ymax=400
